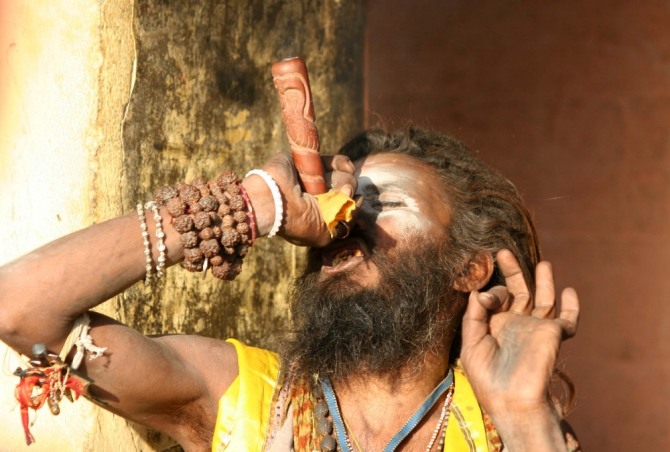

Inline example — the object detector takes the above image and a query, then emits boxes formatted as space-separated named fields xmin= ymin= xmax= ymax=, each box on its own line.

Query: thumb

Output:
xmin=461 ymin=290 xmax=491 ymax=350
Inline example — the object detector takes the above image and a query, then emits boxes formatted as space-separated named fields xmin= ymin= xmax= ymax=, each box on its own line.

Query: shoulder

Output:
xmin=152 ymin=335 xmax=239 ymax=402
xmin=154 ymin=336 xmax=279 ymax=402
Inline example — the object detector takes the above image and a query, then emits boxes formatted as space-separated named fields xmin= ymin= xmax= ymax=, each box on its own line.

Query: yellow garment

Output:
xmin=315 ymin=190 xmax=357 ymax=237
xmin=212 ymin=340 xmax=491 ymax=451
xmin=212 ymin=339 xmax=280 ymax=451
xmin=445 ymin=366 xmax=490 ymax=451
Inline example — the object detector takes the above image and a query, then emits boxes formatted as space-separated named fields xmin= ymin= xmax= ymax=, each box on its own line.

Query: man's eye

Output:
xmin=372 ymin=200 xmax=403 ymax=209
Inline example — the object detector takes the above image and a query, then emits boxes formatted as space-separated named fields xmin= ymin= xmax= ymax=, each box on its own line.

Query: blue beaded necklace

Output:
xmin=320 ymin=368 xmax=454 ymax=452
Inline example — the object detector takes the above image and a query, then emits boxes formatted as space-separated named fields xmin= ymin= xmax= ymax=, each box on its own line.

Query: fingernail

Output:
xmin=341 ymin=184 xmax=353 ymax=198
xmin=333 ymin=221 xmax=351 ymax=239
xmin=478 ymin=292 xmax=493 ymax=302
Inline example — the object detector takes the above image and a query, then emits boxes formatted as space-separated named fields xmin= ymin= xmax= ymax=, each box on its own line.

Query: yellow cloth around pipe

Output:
xmin=315 ymin=190 xmax=357 ymax=237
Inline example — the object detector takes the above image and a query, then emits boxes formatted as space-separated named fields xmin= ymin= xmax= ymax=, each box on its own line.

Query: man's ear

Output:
xmin=453 ymin=253 xmax=494 ymax=293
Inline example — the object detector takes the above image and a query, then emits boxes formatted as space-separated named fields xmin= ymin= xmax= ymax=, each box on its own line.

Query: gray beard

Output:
xmin=280 ymin=239 xmax=464 ymax=382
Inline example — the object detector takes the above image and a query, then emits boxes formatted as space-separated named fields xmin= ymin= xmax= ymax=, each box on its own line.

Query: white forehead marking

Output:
xmin=358 ymin=167 xmax=423 ymax=209
xmin=355 ymin=156 xmax=441 ymax=234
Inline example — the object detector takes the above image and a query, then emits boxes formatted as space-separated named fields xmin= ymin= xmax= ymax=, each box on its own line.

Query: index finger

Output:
xmin=461 ymin=290 xmax=492 ymax=349
xmin=496 ymin=249 xmax=532 ymax=314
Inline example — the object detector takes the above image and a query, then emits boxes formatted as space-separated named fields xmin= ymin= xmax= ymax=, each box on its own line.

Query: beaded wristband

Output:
xmin=144 ymin=201 xmax=167 ymax=278
xmin=136 ymin=202 xmax=153 ymax=285
xmin=244 ymin=169 xmax=283 ymax=238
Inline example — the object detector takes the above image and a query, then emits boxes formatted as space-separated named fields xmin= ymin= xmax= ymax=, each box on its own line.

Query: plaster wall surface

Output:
xmin=0 ymin=1 xmax=110 ymax=450
xmin=366 ymin=1 xmax=670 ymax=450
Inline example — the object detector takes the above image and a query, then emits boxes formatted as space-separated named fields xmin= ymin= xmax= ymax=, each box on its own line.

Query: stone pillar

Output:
xmin=0 ymin=0 xmax=363 ymax=450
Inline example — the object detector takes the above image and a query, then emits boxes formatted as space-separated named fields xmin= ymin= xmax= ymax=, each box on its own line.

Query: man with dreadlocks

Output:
xmin=0 ymin=127 xmax=580 ymax=451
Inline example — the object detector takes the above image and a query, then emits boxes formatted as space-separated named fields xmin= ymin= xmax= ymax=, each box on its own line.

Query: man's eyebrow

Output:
xmin=358 ymin=179 xmax=404 ymax=194
xmin=371 ymin=182 xmax=406 ymax=193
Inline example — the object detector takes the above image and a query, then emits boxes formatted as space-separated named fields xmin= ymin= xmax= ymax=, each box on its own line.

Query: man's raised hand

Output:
xmin=252 ymin=153 xmax=357 ymax=247
xmin=460 ymin=249 xmax=580 ymax=450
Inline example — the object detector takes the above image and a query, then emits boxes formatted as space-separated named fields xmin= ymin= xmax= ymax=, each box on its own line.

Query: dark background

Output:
xmin=365 ymin=1 xmax=670 ymax=450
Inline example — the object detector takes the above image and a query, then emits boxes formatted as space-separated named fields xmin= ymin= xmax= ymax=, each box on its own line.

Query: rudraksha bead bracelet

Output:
xmin=154 ymin=171 xmax=255 ymax=280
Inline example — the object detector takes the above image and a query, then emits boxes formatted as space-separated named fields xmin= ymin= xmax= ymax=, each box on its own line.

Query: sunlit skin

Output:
xmin=294 ymin=153 xmax=579 ymax=450
xmin=0 ymin=149 xmax=579 ymax=451
xmin=319 ymin=153 xmax=453 ymax=290
xmin=307 ymin=153 xmax=479 ymax=450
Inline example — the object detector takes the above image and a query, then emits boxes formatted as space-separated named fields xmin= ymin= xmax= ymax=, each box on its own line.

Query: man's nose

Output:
xmin=352 ymin=196 xmax=377 ymax=232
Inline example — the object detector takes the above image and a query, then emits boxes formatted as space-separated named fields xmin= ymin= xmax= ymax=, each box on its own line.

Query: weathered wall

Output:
xmin=117 ymin=0 xmax=364 ymax=350
xmin=0 ymin=0 xmax=364 ymax=450
xmin=0 ymin=1 xmax=116 ymax=450
xmin=366 ymin=0 xmax=670 ymax=450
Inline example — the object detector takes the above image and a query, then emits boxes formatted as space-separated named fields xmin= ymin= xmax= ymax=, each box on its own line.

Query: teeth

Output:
xmin=331 ymin=248 xmax=362 ymax=266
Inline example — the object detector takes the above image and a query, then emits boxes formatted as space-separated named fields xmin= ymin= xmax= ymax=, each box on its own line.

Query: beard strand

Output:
xmin=280 ymin=240 xmax=464 ymax=382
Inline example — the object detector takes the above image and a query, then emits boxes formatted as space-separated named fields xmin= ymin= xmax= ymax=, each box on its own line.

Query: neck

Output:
xmin=330 ymin=349 xmax=452 ymax=451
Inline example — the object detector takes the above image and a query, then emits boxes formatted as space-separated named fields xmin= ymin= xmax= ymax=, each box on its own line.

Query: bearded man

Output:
xmin=0 ymin=127 xmax=580 ymax=451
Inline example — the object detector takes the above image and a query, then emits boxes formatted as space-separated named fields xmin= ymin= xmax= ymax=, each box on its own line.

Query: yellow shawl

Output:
xmin=212 ymin=339 xmax=499 ymax=451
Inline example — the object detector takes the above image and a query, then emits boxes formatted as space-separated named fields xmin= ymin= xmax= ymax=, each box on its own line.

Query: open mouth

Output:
xmin=321 ymin=238 xmax=370 ymax=272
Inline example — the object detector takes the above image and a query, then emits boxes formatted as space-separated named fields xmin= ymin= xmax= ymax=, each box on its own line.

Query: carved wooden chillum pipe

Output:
xmin=271 ymin=57 xmax=328 ymax=195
